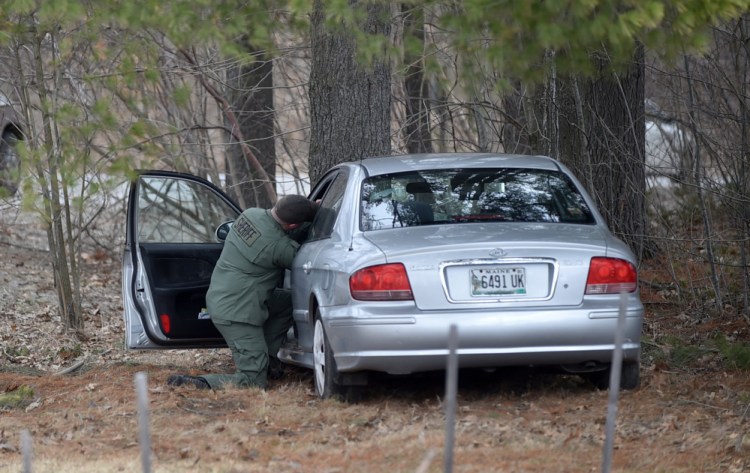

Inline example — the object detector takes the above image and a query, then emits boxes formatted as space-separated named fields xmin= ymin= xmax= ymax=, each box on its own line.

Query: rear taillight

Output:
xmin=350 ymin=263 xmax=414 ymax=301
xmin=585 ymin=257 xmax=637 ymax=294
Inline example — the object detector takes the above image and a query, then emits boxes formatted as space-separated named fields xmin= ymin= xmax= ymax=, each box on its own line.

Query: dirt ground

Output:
xmin=1 ymin=201 xmax=750 ymax=473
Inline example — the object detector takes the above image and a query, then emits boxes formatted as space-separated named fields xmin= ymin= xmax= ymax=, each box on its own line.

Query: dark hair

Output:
xmin=274 ymin=195 xmax=316 ymax=224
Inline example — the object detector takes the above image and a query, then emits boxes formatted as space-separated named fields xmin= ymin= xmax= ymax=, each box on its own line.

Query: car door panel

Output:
xmin=123 ymin=171 xmax=241 ymax=348
xmin=138 ymin=243 xmax=223 ymax=340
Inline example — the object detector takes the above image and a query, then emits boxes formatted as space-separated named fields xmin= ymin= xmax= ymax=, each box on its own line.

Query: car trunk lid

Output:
xmin=362 ymin=223 xmax=607 ymax=310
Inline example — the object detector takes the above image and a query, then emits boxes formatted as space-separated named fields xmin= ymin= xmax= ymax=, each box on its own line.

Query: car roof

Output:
xmin=351 ymin=153 xmax=562 ymax=176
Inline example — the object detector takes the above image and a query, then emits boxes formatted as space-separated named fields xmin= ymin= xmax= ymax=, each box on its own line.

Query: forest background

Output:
xmin=0 ymin=0 xmax=749 ymax=333
xmin=1 ymin=1 xmax=750 ymax=471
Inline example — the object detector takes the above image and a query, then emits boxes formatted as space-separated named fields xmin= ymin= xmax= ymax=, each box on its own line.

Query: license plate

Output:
xmin=470 ymin=267 xmax=526 ymax=296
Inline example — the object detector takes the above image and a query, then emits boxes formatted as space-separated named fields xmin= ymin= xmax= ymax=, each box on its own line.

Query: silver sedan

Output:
xmin=280 ymin=153 xmax=643 ymax=399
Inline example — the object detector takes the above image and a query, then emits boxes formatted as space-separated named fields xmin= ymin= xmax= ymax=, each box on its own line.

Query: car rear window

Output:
xmin=360 ymin=168 xmax=595 ymax=231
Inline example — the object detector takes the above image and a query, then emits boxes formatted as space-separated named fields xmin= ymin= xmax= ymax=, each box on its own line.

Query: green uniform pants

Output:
xmin=201 ymin=288 xmax=293 ymax=389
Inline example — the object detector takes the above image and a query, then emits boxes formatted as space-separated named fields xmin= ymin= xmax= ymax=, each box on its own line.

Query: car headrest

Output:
xmin=405 ymin=182 xmax=432 ymax=195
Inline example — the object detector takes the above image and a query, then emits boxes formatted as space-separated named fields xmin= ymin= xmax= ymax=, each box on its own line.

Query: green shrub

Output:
xmin=713 ymin=336 xmax=750 ymax=370
xmin=0 ymin=384 xmax=35 ymax=409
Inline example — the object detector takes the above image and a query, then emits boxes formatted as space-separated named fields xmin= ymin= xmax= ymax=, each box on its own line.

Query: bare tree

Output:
xmin=645 ymin=16 xmax=750 ymax=320
xmin=400 ymin=4 xmax=432 ymax=154
xmin=225 ymin=44 xmax=277 ymax=209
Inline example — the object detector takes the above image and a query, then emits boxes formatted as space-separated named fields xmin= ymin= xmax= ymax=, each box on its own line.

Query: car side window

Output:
xmin=308 ymin=172 xmax=348 ymax=241
xmin=137 ymin=176 xmax=238 ymax=243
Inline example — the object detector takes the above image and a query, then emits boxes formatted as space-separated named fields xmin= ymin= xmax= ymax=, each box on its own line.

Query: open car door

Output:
xmin=122 ymin=171 xmax=241 ymax=349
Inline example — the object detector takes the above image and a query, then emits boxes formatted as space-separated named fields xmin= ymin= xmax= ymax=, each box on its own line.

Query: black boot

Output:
xmin=167 ymin=374 xmax=210 ymax=389
xmin=268 ymin=358 xmax=285 ymax=380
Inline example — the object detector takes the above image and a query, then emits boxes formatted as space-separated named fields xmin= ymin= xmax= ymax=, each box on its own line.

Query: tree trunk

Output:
xmin=308 ymin=0 xmax=392 ymax=185
xmin=29 ymin=27 xmax=84 ymax=336
xmin=402 ymin=4 xmax=432 ymax=154
xmin=226 ymin=45 xmax=276 ymax=208
xmin=542 ymin=46 xmax=647 ymax=260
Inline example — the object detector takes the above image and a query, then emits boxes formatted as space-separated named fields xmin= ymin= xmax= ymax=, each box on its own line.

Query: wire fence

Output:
xmin=17 ymin=294 xmax=629 ymax=473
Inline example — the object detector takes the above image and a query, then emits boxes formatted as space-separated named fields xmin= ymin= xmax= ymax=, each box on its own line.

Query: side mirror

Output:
xmin=215 ymin=220 xmax=234 ymax=242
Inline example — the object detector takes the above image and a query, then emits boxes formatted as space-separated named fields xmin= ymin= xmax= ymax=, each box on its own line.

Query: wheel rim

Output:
xmin=313 ymin=319 xmax=326 ymax=397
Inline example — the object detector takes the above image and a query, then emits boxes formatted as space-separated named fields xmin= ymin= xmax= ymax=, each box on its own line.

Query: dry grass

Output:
xmin=2 ymin=356 xmax=749 ymax=472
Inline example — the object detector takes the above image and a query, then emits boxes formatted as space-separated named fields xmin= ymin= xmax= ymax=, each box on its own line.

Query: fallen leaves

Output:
xmin=0 ymin=430 xmax=17 ymax=452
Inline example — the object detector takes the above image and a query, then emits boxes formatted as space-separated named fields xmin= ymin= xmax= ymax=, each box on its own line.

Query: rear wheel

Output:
xmin=620 ymin=361 xmax=641 ymax=390
xmin=313 ymin=317 xmax=339 ymax=399
xmin=312 ymin=316 xmax=363 ymax=402
xmin=584 ymin=360 xmax=640 ymax=390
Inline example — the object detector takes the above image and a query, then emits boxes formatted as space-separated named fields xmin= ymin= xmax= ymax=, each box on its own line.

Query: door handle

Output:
xmin=302 ymin=262 xmax=312 ymax=274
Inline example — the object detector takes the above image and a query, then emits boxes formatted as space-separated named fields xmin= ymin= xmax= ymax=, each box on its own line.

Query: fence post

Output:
xmin=601 ymin=292 xmax=628 ymax=473
xmin=21 ymin=429 xmax=32 ymax=473
xmin=135 ymin=372 xmax=152 ymax=473
xmin=444 ymin=324 xmax=459 ymax=473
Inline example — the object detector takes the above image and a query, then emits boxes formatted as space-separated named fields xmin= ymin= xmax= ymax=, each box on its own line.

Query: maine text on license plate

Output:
xmin=470 ymin=267 xmax=526 ymax=296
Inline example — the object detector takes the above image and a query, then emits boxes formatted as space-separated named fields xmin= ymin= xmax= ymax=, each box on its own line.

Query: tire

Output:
xmin=0 ymin=131 xmax=20 ymax=196
xmin=312 ymin=316 xmax=363 ymax=402
xmin=620 ymin=361 xmax=641 ymax=390
xmin=584 ymin=360 xmax=640 ymax=391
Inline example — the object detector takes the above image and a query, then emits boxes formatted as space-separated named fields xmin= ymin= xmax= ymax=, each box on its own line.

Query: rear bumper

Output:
xmin=321 ymin=302 xmax=644 ymax=374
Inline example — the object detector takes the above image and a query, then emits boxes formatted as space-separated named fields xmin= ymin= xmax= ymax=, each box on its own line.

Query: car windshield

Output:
xmin=360 ymin=168 xmax=595 ymax=231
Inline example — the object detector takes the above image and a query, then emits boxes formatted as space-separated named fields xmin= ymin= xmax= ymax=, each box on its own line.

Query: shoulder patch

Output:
xmin=233 ymin=214 xmax=261 ymax=246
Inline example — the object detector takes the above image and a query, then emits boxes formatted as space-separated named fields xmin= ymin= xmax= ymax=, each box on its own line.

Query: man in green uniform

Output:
xmin=167 ymin=194 xmax=318 ymax=390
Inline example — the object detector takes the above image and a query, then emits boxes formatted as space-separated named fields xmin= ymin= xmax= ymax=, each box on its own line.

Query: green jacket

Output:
xmin=206 ymin=208 xmax=298 ymax=325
